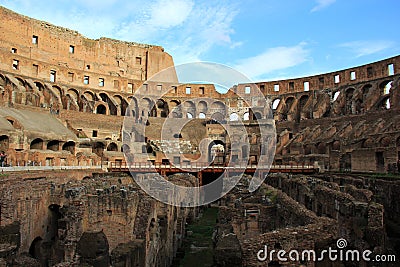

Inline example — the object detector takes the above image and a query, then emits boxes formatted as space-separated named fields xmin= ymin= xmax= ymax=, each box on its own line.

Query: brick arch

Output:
xmin=298 ymin=94 xmax=311 ymax=120
xmin=281 ymin=96 xmax=295 ymax=121
xmin=98 ymin=92 xmax=118 ymax=115
xmin=362 ymin=138 xmax=375 ymax=148
xmin=379 ymin=136 xmax=391 ymax=147
xmin=127 ymin=96 xmax=139 ymax=119
xmin=52 ymin=85 xmax=64 ymax=98
xmin=197 ymin=100 xmax=208 ymax=116
xmin=210 ymin=101 xmax=226 ymax=119
xmin=83 ymin=90 xmax=95 ymax=101
xmin=14 ymin=76 xmax=26 ymax=88
xmin=271 ymin=98 xmax=281 ymax=110
xmin=33 ymin=81 xmax=45 ymax=93
xmin=107 ymin=142 xmax=118 ymax=151
xmin=0 ymin=73 xmax=5 ymax=86
xmin=183 ymin=100 xmax=196 ymax=118
xmin=30 ymin=138 xmax=44 ymax=150
xmin=379 ymin=79 xmax=394 ymax=95
xmin=140 ymin=97 xmax=156 ymax=118
xmin=344 ymin=87 xmax=356 ymax=114
xmin=67 ymin=88 xmax=80 ymax=100
xmin=114 ymin=94 xmax=129 ymax=116
xmin=378 ymin=95 xmax=391 ymax=110
xmin=169 ymin=99 xmax=182 ymax=118
xmin=94 ymin=103 xmax=108 ymax=115
xmin=156 ymin=98 xmax=169 ymax=118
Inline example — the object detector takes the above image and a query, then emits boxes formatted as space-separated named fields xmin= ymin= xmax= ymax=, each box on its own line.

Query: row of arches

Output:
xmin=28 ymin=138 xmax=128 ymax=155
xmin=0 ymin=73 xmax=272 ymax=121
xmin=271 ymin=77 xmax=398 ymax=122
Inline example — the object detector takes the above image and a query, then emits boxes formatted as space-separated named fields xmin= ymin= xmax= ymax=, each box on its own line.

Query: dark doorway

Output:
xmin=340 ymin=153 xmax=351 ymax=172
xmin=29 ymin=236 xmax=43 ymax=259
xmin=376 ymin=152 xmax=385 ymax=172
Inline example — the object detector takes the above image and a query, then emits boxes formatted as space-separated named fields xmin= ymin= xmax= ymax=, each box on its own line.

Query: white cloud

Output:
xmin=311 ymin=0 xmax=336 ymax=12
xmin=149 ymin=0 xmax=194 ymax=28
xmin=158 ymin=1 xmax=240 ymax=64
xmin=235 ymin=42 xmax=310 ymax=80
xmin=338 ymin=40 xmax=395 ymax=57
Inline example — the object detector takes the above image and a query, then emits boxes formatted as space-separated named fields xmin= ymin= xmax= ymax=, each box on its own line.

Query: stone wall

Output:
xmin=0 ymin=170 xmax=198 ymax=267
xmin=0 ymin=6 xmax=175 ymax=93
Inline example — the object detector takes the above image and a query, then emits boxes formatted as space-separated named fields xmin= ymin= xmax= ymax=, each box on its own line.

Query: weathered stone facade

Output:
xmin=0 ymin=170 xmax=198 ymax=266
xmin=0 ymin=6 xmax=399 ymax=267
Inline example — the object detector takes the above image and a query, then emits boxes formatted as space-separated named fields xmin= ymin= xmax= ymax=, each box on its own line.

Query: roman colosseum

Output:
xmin=0 ymin=6 xmax=399 ymax=267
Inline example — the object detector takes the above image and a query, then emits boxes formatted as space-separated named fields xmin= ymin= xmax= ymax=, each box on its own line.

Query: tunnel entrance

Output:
xmin=28 ymin=204 xmax=64 ymax=265
xmin=202 ymin=172 xmax=223 ymax=204
xmin=48 ymin=204 xmax=62 ymax=241
xmin=29 ymin=236 xmax=43 ymax=259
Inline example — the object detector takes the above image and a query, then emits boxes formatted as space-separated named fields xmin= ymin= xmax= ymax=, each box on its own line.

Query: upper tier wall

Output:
xmin=0 ymin=6 xmax=399 ymax=98
xmin=252 ymin=56 xmax=400 ymax=95
xmin=0 ymin=6 xmax=176 ymax=94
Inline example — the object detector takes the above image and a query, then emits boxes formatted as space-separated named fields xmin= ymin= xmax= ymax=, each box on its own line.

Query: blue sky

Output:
xmin=1 ymin=0 xmax=399 ymax=82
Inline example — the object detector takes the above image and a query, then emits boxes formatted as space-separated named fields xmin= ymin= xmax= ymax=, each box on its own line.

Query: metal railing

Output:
xmin=108 ymin=161 xmax=317 ymax=172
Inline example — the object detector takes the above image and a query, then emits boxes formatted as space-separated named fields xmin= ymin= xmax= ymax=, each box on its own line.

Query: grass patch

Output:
xmin=177 ymin=207 xmax=218 ymax=267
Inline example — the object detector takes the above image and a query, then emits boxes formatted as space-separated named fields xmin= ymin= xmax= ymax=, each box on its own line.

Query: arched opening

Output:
xmin=0 ymin=135 xmax=9 ymax=152
xmin=30 ymin=138 xmax=44 ymax=150
xmin=92 ymin=142 xmax=105 ymax=157
xmin=229 ymin=113 xmax=239 ymax=121
xmin=282 ymin=97 xmax=294 ymax=120
xmin=362 ymin=84 xmax=372 ymax=101
xmin=272 ymin=99 xmax=281 ymax=110
xmin=150 ymin=106 xmax=157 ymax=117
xmin=186 ymin=112 xmax=193 ymax=119
xmin=96 ymin=104 xmax=107 ymax=115
xmin=304 ymin=144 xmax=312 ymax=155
xmin=380 ymin=137 xmax=391 ymax=147
xmin=243 ymin=112 xmax=250 ymax=121
xmin=114 ymin=95 xmax=129 ymax=116
xmin=169 ymin=100 xmax=182 ymax=118
xmin=198 ymin=101 xmax=208 ymax=115
xmin=345 ymin=88 xmax=355 ymax=114
xmin=379 ymin=96 xmax=391 ymax=110
xmin=67 ymin=88 xmax=79 ymax=100
xmin=107 ymin=142 xmax=118 ymax=151
xmin=208 ymin=140 xmax=225 ymax=164
xmin=47 ymin=140 xmax=60 ymax=151
xmin=253 ymin=112 xmax=262 ymax=120
xmin=211 ymin=112 xmax=225 ymax=123
xmin=62 ymin=141 xmax=75 ymax=154
xmin=211 ymin=101 xmax=226 ymax=118
xmin=156 ymin=99 xmax=169 ymax=118
xmin=52 ymin=85 xmax=63 ymax=99
xmin=362 ymin=138 xmax=374 ymax=148
xmin=380 ymin=80 xmax=393 ymax=95
xmin=184 ymin=101 xmax=196 ymax=118
xmin=99 ymin=93 xmax=117 ymax=115
xmin=121 ymin=144 xmax=130 ymax=153
xmin=332 ymin=140 xmax=341 ymax=151
xmin=198 ymin=112 xmax=206 ymax=119
xmin=299 ymin=95 xmax=310 ymax=120
xmin=84 ymin=91 xmax=95 ymax=101
xmin=332 ymin=91 xmax=340 ymax=102
xmin=48 ymin=204 xmax=62 ymax=241
xmin=16 ymin=77 xmax=25 ymax=87
xmin=317 ymin=142 xmax=326 ymax=154
xmin=29 ymin=236 xmax=43 ymax=259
